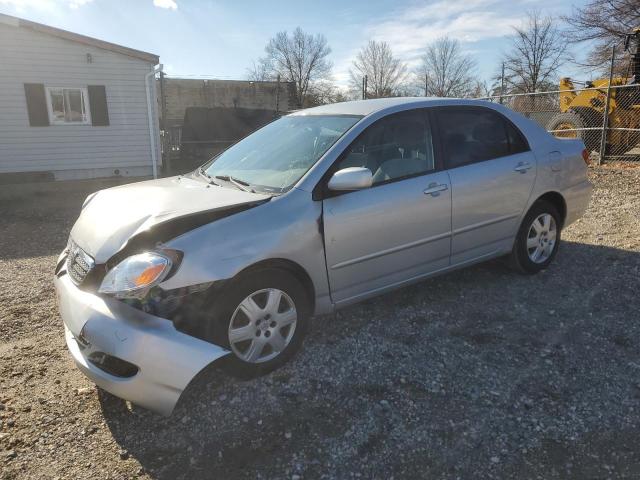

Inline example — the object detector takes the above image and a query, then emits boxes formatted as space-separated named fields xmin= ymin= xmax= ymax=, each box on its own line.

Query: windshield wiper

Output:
xmin=214 ymin=175 xmax=254 ymax=193
xmin=198 ymin=167 xmax=220 ymax=186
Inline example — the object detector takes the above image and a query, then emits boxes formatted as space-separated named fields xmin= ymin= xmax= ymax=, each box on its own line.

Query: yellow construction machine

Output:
xmin=547 ymin=29 xmax=640 ymax=154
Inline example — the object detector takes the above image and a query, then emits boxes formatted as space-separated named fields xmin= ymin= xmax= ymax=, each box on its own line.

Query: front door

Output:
xmin=435 ymin=106 xmax=537 ymax=265
xmin=322 ymin=110 xmax=452 ymax=305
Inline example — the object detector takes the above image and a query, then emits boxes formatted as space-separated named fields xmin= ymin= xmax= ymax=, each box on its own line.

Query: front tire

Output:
xmin=511 ymin=201 xmax=561 ymax=274
xmin=206 ymin=268 xmax=310 ymax=376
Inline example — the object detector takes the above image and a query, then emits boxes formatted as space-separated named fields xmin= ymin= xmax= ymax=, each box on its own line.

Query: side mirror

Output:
xmin=327 ymin=167 xmax=373 ymax=192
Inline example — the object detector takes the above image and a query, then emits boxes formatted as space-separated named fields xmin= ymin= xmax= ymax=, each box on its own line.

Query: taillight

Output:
xmin=581 ymin=148 xmax=590 ymax=165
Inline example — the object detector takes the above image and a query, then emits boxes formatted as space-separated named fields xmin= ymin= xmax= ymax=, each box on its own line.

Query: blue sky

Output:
xmin=1 ymin=0 xmax=591 ymax=88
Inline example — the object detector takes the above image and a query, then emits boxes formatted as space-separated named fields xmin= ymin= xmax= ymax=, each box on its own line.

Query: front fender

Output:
xmin=160 ymin=189 xmax=332 ymax=315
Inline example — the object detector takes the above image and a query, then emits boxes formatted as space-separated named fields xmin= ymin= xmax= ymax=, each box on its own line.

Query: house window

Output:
xmin=45 ymin=87 xmax=90 ymax=124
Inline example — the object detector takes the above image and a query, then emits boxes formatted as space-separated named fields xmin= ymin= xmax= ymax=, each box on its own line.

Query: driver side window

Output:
xmin=336 ymin=110 xmax=434 ymax=186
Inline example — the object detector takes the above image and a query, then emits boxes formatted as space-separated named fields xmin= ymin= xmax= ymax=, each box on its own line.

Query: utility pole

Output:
xmin=425 ymin=74 xmax=428 ymax=97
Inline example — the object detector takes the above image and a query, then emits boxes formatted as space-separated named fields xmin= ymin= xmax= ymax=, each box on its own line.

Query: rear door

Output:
xmin=322 ymin=109 xmax=451 ymax=305
xmin=435 ymin=106 xmax=537 ymax=265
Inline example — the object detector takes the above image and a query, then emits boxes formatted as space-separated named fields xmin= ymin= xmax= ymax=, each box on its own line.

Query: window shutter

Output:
xmin=24 ymin=83 xmax=49 ymax=127
xmin=88 ymin=85 xmax=110 ymax=126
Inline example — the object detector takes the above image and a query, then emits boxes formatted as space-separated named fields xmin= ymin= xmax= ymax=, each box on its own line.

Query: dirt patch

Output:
xmin=1 ymin=166 xmax=640 ymax=479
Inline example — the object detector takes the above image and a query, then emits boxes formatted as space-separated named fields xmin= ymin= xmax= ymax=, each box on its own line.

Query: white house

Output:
xmin=0 ymin=13 xmax=161 ymax=182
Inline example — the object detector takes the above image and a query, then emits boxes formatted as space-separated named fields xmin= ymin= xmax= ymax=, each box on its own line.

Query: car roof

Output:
xmin=290 ymin=97 xmax=501 ymax=117
xmin=290 ymin=96 xmax=552 ymax=151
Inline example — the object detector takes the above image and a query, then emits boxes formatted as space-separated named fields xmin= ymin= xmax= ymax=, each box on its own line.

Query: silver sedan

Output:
xmin=55 ymin=97 xmax=592 ymax=415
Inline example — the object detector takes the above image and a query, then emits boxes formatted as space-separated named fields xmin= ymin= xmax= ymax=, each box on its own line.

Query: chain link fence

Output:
xmin=477 ymin=82 xmax=640 ymax=163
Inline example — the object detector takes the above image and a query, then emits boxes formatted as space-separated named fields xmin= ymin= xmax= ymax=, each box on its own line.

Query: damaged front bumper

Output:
xmin=54 ymin=273 xmax=229 ymax=416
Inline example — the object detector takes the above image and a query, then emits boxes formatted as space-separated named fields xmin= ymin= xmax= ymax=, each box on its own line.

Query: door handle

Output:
xmin=423 ymin=183 xmax=448 ymax=196
xmin=514 ymin=162 xmax=532 ymax=173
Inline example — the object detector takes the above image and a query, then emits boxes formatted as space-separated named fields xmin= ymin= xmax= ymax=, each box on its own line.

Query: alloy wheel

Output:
xmin=227 ymin=288 xmax=297 ymax=363
xmin=526 ymin=213 xmax=557 ymax=263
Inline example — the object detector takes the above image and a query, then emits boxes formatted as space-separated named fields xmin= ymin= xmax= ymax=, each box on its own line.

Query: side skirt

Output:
xmin=332 ymin=248 xmax=509 ymax=310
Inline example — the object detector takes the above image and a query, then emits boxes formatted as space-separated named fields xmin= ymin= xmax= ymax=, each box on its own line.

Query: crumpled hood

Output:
xmin=70 ymin=175 xmax=270 ymax=263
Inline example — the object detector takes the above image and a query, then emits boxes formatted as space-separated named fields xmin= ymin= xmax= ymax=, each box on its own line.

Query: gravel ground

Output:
xmin=1 ymin=165 xmax=639 ymax=480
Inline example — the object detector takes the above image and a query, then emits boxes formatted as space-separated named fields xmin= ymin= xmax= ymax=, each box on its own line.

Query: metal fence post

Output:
xmin=599 ymin=46 xmax=616 ymax=165
xmin=499 ymin=63 xmax=505 ymax=104
xmin=275 ymin=74 xmax=280 ymax=115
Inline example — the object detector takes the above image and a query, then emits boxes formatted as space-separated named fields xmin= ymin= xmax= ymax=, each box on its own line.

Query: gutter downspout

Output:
xmin=145 ymin=64 xmax=163 ymax=179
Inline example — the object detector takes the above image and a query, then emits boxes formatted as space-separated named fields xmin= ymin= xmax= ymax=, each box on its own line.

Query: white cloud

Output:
xmin=68 ymin=0 xmax=92 ymax=8
xmin=367 ymin=0 xmax=519 ymax=59
xmin=332 ymin=0 xmax=524 ymax=87
xmin=153 ymin=0 xmax=177 ymax=10
xmin=0 ymin=0 xmax=93 ymax=10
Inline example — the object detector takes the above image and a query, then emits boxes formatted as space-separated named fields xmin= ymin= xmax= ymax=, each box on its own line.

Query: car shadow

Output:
xmin=99 ymin=240 xmax=640 ymax=479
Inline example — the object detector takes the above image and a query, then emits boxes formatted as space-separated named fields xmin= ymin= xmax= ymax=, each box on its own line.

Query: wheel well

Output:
xmin=534 ymin=192 xmax=567 ymax=228
xmin=237 ymin=259 xmax=316 ymax=313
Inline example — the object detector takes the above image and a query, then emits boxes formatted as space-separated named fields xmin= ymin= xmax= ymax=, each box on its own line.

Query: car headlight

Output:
xmin=98 ymin=251 xmax=175 ymax=299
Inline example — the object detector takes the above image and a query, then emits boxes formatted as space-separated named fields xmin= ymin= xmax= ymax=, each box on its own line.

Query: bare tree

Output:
xmin=250 ymin=27 xmax=332 ymax=107
xmin=349 ymin=40 xmax=408 ymax=98
xmin=470 ymin=79 xmax=496 ymax=98
xmin=563 ymin=0 xmax=640 ymax=73
xmin=417 ymin=37 xmax=476 ymax=97
xmin=502 ymin=11 xmax=567 ymax=93
xmin=246 ymin=59 xmax=273 ymax=82
xmin=305 ymin=81 xmax=349 ymax=106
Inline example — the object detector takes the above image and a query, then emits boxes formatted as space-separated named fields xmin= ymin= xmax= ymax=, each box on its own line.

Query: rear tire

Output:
xmin=510 ymin=201 xmax=561 ymax=274
xmin=205 ymin=268 xmax=310 ymax=377
xmin=547 ymin=111 xmax=600 ymax=152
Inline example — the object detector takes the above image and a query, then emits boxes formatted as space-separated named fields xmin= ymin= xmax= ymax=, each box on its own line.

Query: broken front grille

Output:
xmin=66 ymin=240 xmax=95 ymax=286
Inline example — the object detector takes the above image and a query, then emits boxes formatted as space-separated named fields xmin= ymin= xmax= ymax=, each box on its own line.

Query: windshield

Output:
xmin=202 ymin=114 xmax=361 ymax=193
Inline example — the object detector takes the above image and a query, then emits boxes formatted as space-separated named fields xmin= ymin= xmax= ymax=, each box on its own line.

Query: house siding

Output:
xmin=0 ymin=21 xmax=159 ymax=180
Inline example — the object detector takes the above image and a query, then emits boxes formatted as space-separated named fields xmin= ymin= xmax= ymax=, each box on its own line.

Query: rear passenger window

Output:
xmin=437 ymin=108 xmax=528 ymax=169
xmin=505 ymin=121 xmax=529 ymax=154
xmin=336 ymin=110 xmax=434 ymax=186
